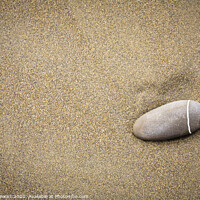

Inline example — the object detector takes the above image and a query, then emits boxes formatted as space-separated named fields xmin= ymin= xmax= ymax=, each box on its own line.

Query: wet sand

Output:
xmin=1 ymin=0 xmax=200 ymax=199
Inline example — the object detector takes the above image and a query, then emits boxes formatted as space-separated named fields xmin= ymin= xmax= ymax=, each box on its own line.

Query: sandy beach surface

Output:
xmin=1 ymin=0 xmax=200 ymax=199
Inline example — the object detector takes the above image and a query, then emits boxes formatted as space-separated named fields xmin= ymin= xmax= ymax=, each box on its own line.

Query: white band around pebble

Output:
xmin=187 ymin=100 xmax=192 ymax=134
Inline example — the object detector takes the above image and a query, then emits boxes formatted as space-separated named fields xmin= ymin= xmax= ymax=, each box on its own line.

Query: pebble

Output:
xmin=133 ymin=100 xmax=200 ymax=141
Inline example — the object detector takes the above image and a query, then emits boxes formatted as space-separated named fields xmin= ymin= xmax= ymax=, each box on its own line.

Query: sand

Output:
xmin=1 ymin=0 xmax=200 ymax=199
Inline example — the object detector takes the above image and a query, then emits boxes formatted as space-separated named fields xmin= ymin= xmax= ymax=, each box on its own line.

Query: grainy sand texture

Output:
xmin=1 ymin=0 xmax=200 ymax=199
